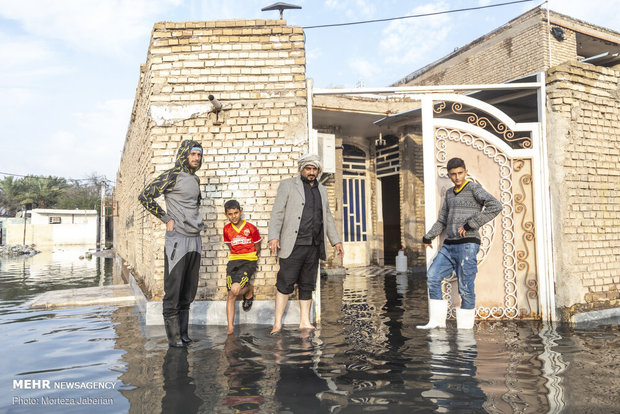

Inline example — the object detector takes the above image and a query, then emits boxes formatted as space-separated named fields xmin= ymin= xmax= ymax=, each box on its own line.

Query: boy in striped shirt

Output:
xmin=223 ymin=200 xmax=261 ymax=335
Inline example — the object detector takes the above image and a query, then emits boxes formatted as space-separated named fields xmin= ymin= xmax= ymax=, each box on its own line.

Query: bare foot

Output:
xmin=270 ymin=324 xmax=281 ymax=335
xmin=299 ymin=323 xmax=315 ymax=331
xmin=227 ymin=326 xmax=234 ymax=335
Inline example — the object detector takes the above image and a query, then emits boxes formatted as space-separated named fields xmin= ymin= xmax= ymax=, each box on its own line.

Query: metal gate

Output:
xmin=342 ymin=144 xmax=369 ymax=266
xmin=420 ymin=85 xmax=554 ymax=320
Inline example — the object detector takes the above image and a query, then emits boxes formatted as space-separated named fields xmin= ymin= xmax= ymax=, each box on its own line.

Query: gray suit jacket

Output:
xmin=268 ymin=175 xmax=341 ymax=259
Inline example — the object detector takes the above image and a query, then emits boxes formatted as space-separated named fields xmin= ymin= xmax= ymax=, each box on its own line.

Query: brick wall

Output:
xmin=115 ymin=19 xmax=308 ymax=301
xmin=546 ymin=61 xmax=620 ymax=315
xmin=397 ymin=8 xmax=584 ymax=86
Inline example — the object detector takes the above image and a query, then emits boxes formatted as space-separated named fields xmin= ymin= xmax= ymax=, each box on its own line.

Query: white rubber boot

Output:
xmin=456 ymin=308 xmax=476 ymax=329
xmin=416 ymin=299 xmax=448 ymax=329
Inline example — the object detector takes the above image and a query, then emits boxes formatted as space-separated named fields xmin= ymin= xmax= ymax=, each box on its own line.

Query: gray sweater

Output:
xmin=423 ymin=182 xmax=501 ymax=245
xmin=138 ymin=139 xmax=204 ymax=237
xmin=160 ymin=171 xmax=203 ymax=236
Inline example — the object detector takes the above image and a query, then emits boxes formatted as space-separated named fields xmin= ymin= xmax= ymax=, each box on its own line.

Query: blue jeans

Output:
xmin=427 ymin=243 xmax=480 ymax=309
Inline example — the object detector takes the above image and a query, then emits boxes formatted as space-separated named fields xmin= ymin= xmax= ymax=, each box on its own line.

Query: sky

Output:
xmin=1 ymin=0 xmax=618 ymax=183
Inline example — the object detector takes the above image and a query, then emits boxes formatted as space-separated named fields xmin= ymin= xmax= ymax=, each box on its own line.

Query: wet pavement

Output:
xmin=1 ymin=248 xmax=619 ymax=413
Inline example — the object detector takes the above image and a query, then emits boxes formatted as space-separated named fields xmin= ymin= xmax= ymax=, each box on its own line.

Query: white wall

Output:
xmin=7 ymin=209 xmax=98 ymax=246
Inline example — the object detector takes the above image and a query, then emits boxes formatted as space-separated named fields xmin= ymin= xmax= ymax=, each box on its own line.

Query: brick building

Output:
xmin=312 ymin=6 xmax=619 ymax=321
xmin=389 ymin=7 xmax=619 ymax=320
xmin=115 ymin=19 xmax=308 ymax=303
xmin=116 ymin=7 xmax=619 ymax=322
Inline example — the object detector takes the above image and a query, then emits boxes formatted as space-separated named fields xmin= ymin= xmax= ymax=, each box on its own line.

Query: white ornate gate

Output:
xmin=420 ymin=86 xmax=554 ymax=320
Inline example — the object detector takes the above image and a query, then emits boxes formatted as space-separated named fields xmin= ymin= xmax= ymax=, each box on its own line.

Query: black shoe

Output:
xmin=164 ymin=316 xmax=184 ymax=348
xmin=242 ymin=295 xmax=254 ymax=312
xmin=179 ymin=310 xmax=192 ymax=343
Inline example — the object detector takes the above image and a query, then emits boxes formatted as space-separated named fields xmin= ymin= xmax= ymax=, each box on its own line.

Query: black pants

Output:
xmin=276 ymin=244 xmax=320 ymax=300
xmin=163 ymin=231 xmax=201 ymax=318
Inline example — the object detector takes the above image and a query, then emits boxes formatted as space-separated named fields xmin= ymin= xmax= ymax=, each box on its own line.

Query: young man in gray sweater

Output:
xmin=139 ymin=139 xmax=203 ymax=347
xmin=417 ymin=157 xmax=502 ymax=330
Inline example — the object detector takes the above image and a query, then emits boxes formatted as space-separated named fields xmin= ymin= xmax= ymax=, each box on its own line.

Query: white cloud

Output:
xmin=324 ymin=0 xmax=376 ymax=19
xmin=0 ymin=34 xmax=53 ymax=67
xmin=0 ymin=87 xmax=35 ymax=108
xmin=307 ymin=47 xmax=323 ymax=61
xmin=168 ymin=0 xmax=267 ymax=21
xmin=71 ymin=99 xmax=133 ymax=178
xmin=379 ymin=2 xmax=451 ymax=67
xmin=0 ymin=32 xmax=70 ymax=83
xmin=549 ymin=0 xmax=620 ymax=31
xmin=0 ymin=0 xmax=182 ymax=58
xmin=12 ymin=99 xmax=133 ymax=179
xmin=348 ymin=57 xmax=381 ymax=83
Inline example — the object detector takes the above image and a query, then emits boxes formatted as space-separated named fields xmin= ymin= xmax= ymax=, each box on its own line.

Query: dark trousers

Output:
xmin=276 ymin=244 xmax=320 ymax=300
xmin=163 ymin=232 xmax=201 ymax=318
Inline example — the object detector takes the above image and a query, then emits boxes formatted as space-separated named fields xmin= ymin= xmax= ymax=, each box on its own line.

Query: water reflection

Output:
xmin=539 ymin=326 xmax=567 ymax=414
xmin=162 ymin=347 xmax=202 ymax=413
xmin=1 ymin=253 xmax=619 ymax=413
xmin=221 ymin=335 xmax=265 ymax=413
xmin=0 ymin=247 xmax=118 ymax=303
xmin=273 ymin=331 xmax=329 ymax=413
xmin=422 ymin=329 xmax=485 ymax=412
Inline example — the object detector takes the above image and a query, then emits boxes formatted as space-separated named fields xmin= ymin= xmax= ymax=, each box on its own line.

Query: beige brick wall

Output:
xmin=115 ymin=62 xmax=160 ymax=298
xmin=546 ymin=61 xmax=620 ymax=312
xmin=398 ymin=8 xmax=583 ymax=86
xmin=114 ymin=19 xmax=308 ymax=301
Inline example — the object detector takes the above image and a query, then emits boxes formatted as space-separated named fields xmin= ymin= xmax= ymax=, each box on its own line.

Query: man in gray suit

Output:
xmin=268 ymin=154 xmax=344 ymax=334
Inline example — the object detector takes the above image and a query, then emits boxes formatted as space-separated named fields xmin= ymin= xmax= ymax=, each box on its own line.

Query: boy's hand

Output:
xmin=166 ymin=219 xmax=174 ymax=231
xmin=457 ymin=226 xmax=467 ymax=237
xmin=424 ymin=243 xmax=432 ymax=249
xmin=268 ymin=239 xmax=280 ymax=254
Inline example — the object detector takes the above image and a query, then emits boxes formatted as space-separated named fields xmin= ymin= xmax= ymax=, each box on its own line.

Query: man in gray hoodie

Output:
xmin=139 ymin=139 xmax=203 ymax=347
xmin=417 ymin=157 xmax=502 ymax=330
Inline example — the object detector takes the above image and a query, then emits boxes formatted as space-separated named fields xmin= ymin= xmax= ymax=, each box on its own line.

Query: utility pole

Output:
xmin=100 ymin=175 xmax=106 ymax=250
xmin=22 ymin=203 xmax=31 ymax=246
xmin=22 ymin=205 xmax=27 ymax=246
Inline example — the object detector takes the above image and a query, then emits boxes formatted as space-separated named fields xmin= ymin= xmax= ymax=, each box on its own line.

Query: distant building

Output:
xmin=1 ymin=209 xmax=98 ymax=246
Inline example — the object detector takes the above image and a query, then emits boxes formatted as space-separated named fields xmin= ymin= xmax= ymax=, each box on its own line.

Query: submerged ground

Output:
xmin=1 ymin=248 xmax=618 ymax=413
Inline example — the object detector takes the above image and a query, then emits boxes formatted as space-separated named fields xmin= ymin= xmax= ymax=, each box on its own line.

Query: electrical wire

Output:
xmin=0 ymin=171 xmax=115 ymax=185
xmin=302 ymin=0 xmax=535 ymax=29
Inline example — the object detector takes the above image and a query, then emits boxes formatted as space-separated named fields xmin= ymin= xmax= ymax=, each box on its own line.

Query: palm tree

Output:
xmin=0 ymin=176 xmax=23 ymax=216
xmin=0 ymin=175 xmax=69 ymax=215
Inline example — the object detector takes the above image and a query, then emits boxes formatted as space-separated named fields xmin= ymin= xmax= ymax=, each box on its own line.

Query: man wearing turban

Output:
xmin=268 ymin=154 xmax=344 ymax=334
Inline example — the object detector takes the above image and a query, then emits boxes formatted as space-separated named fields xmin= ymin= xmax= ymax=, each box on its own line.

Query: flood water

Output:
xmin=1 ymin=249 xmax=619 ymax=413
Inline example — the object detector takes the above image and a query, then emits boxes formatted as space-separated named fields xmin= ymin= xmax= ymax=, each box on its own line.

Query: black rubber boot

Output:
xmin=179 ymin=310 xmax=192 ymax=344
xmin=164 ymin=316 xmax=184 ymax=348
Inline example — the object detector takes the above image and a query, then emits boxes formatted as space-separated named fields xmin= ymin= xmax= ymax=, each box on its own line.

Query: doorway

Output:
xmin=380 ymin=174 xmax=401 ymax=265
xmin=342 ymin=144 xmax=368 ymax=266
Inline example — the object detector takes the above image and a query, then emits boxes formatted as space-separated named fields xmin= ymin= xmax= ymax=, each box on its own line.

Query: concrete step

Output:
xmin=27 ymin=285 xmax=135 ymax=309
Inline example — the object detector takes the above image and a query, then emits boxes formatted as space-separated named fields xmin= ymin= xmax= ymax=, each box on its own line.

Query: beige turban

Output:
xmin=298 ymin=154 xmax=322 ymax=175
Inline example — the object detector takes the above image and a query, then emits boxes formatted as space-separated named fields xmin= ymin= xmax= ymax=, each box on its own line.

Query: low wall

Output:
xmin=5 ymin=223 xmax=96 ymax=246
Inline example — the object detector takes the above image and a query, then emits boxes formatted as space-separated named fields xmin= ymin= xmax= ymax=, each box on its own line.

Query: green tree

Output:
xmin=0 ymin=176 xmax=23 ymax=216
xmin=55 ymin=178 xmax=101 ymax=211
xmin=20 ymin=176 xmax=68 ymax=208
xmin=0 ymin=174 xmax=112 ymax=216
xmin=1 ymin=175 xmax=73 ymax=215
